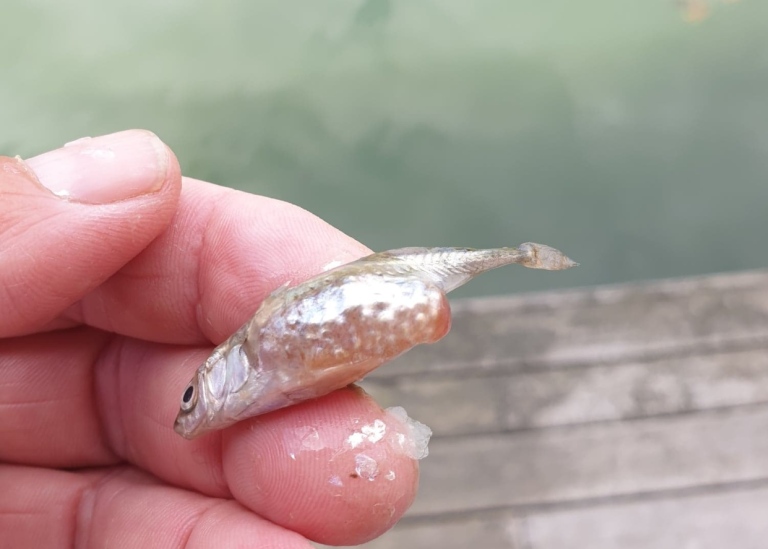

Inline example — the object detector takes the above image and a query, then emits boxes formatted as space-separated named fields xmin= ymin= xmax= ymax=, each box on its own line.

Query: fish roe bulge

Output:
xmin=287 ymin=278 xmax=449 ymax=372
xmin=409 ymin=286 xmax=451 ymax=344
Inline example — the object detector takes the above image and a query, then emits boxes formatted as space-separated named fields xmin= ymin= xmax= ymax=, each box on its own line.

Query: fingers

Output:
xmin=99 ymin=338 xmax=419 ymax=545
xmin=0 ymin=329 xmax=116 ymax=467
xmin=64 ymin=177 xmax=371 ymax=345
xmin=0 ymin=464 xmax=312 ymax=549
xmin=0 ymin=332 xmax=421 ymax=546
xmin=0 ymin=130 xmax=181 ymax=337
xmin=223 ymin=388 xmax=420 ymax=545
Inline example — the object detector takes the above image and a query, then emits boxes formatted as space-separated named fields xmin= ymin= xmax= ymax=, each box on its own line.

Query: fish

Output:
xmin=174 ymin=243 xmax=577 ymax=439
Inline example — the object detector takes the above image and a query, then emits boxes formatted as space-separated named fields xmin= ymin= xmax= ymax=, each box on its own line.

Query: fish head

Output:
xmin=174 ymin=341 xmax=251 ymax=439
xmin=173 ymin=368 xmax=209 ymax=439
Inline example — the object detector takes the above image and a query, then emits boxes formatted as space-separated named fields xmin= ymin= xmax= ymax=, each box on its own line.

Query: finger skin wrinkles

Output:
xmin=175 ymin=498 xmax=231 ymax=549
xmin=0 ymin=207 xmax=70 ymax=332
xmin=0 ymin=198 xmax=178 ymax=338
xmin=189 ymin=188 xmax=230 ymax=345
xmin=70 ymin=466 xmax=217 ymax=549
xmin=85 ymin=331 xmax=123 ymax=468
xmin=0 ymin=191 xmax=62 ymax=240
xmin=93 ymin=335 xmax=132 ymax=462
xmin=71 ymin=466 xmax=124 ymax=549
xmin=65 ymin=179 xmax=228 ymax=345
xmin=0 ymin=329 xmax=118 ymax=467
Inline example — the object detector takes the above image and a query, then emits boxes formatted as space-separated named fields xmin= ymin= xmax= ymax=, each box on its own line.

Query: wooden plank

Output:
xmin=361 ymin=373 xmax=505 ymax=436
xmin=410 ymin=404 xmax=768 ymax=516
xmin=312 ymin=272 xmax=768 ymax=548
xmin=345 ymin=485 xmax=768 ymax=549
xmin=524 ymin=484 xmax=768 ymax=549
xmin=369 ymin=270 xmax=768 ymax=378
xmin=324 ymin=515 xmax=528 ymax=549
xmin=361 ymin=348 xmax=768 ymax=436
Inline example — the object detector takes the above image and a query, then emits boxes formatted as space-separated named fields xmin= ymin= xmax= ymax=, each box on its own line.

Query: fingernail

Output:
xmin=25 ymin=130 xmax=169 ymax=204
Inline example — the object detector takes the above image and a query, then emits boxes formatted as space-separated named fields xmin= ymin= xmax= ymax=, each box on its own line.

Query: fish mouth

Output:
xmin=173 ymin=413 xmax=204 ymax=440
xmin=173 ymin=416 xmax=191 ymax=439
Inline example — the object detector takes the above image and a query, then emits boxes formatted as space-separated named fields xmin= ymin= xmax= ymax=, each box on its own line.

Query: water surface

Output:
xmin=3 ymin=0 xmax=766 ymax=297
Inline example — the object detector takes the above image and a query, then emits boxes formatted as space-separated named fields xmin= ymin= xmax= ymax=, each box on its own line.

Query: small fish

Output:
xmin=174 ymin=243 xmax=577 ymax=439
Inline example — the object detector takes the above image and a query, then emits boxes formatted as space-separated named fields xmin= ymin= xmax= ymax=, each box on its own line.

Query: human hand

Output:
xmin=0 ymin=130 xmax=419 ymax=547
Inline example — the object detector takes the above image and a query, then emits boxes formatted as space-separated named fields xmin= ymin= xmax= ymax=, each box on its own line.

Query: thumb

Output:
xmin=0 ymin=130 xmax=181 ymax=337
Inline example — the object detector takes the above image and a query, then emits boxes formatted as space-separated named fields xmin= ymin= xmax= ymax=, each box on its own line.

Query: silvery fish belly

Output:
xmin=174 ymin=243 xmax=577 ymax=439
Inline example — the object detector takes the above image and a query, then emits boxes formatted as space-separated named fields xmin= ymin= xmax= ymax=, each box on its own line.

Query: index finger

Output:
xmin=64 ymin=177 xmax=371 ymax=344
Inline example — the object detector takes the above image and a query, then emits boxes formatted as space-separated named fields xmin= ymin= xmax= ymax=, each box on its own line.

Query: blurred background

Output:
xmin=4 ymin=3 xmax=768 ymax=548
xmin=2 ymin=0 xmax=767 ymax=299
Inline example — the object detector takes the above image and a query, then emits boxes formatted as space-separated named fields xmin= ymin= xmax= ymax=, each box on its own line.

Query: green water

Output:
xmin=3 ymin=0 xmax=767 ymax=297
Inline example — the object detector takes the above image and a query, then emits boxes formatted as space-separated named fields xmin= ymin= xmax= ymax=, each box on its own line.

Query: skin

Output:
xmin=0 ymin=130 xmax=418 ymax=547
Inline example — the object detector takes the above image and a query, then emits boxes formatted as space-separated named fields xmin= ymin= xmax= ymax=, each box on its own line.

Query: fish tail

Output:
xmin=389 ymin=243 xmax=577 ymax=293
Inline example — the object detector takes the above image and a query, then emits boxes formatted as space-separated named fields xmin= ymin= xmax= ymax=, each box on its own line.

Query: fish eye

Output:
xmin=180 ymin=383 xmax=197 ymax=412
